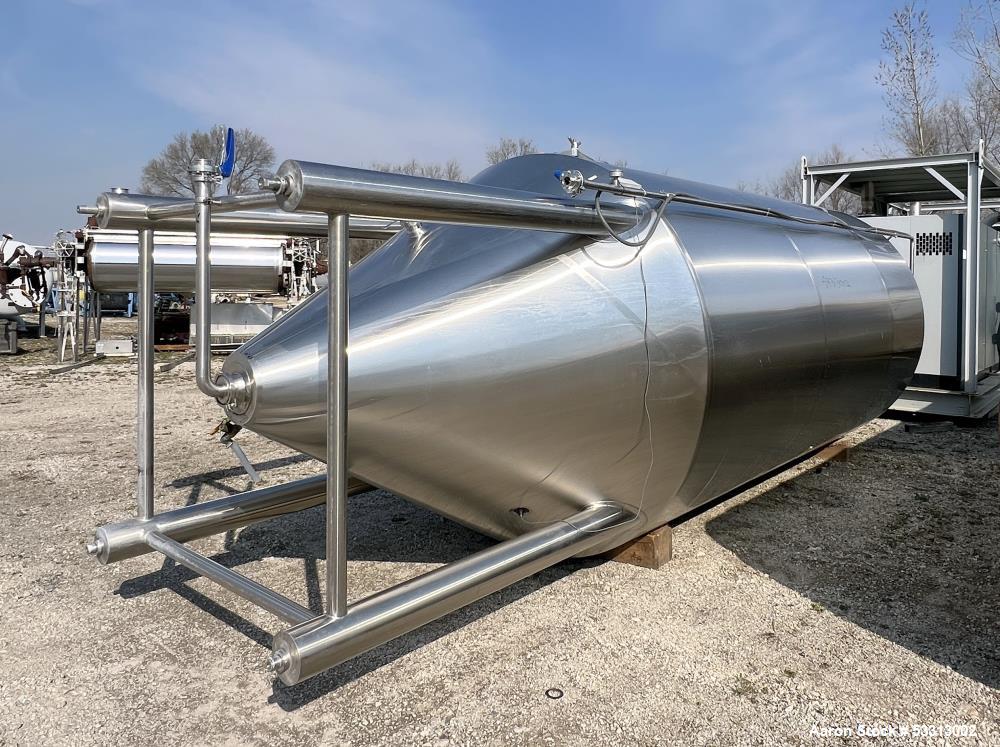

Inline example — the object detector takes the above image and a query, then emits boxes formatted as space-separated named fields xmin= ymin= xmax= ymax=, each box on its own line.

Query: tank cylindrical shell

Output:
xmin=220 ymin=154 xmax=922 ymax=553
xmin=86 ymin=233 xmax=285 ymax=293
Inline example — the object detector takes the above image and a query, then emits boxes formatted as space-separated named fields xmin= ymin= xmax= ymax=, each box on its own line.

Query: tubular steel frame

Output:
xmin=86 ymin=163 xmax=636 ymax=686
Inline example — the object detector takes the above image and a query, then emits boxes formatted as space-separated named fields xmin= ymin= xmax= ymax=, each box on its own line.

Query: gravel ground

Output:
xmin=0 ymin=317 xmax=997 ymax=746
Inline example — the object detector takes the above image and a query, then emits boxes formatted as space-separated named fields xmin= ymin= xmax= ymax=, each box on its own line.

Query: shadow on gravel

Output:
xmin=114 ymin=487 xmax=597 ymax=708
xmin=267 ymin=559 xmax=592 ymax=711
xmin=706 ymin=418 xmax=1000 ymax=689
xmin=169 ymin=453 xmax=313 ymax=487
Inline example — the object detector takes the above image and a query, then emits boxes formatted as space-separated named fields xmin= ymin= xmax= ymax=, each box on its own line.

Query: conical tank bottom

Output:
xmin=222 ymin=220 xmax=710 ymax=548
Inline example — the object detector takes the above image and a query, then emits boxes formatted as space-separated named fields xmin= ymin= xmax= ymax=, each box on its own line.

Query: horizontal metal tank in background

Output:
xmin=85 ymin=230 xmax=286 ymax=293
xmin=220 ymin=153 xmax=923 ymax=554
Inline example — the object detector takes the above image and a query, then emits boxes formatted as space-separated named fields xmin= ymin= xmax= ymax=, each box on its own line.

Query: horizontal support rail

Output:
xmin=146 ymin=191 xmax=278 ymax=220
xmin=88 ymin=475 xmax=372 ymax=565
xmin=78 ymin=192 xmax=400 ymax=238
xmin=144 ymin=530 xmax=315 ymax=625
xmin=266 ymin=160 xmax=641 ymax=235
xmin=270 ymin=501 xmax=632 ymax=685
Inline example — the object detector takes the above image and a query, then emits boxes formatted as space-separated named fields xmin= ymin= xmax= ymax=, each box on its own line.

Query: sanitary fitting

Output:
xmin=557 ymin=170 xmax=585 ymax=197
xmin=259 ymin=176 xmax=290 ymax=195
xmin=215 ymin=370 xmax=252 ymax=415
xmin=189 ymin=158 xmax=220 ymax=192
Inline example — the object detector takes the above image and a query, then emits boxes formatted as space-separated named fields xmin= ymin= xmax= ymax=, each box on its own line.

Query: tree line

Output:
xmin=141 ymin=132 xmax=539 ymax=198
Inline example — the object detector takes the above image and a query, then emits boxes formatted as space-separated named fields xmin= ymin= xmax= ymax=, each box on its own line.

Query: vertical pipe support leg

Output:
xmin=73 ymin=273 xmax=80 ymax=362
xmin=83 ymin=283 xmax=91 ymax=353
xmin=56 ymin=264 xmax=65 ymax=363
xmin=326 ymin=213 xmax=350 ymax=618
xmin=963 ymin=156 xmax=982 ymax=394
xmin=137 ymin=228 xmax=155 ymax=520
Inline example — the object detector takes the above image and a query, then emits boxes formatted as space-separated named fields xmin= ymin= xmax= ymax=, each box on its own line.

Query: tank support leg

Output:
xmin=137 ymin=228 xmax=155 ymax=520
xmin=326 ymin=213 xmax=350 ymax=619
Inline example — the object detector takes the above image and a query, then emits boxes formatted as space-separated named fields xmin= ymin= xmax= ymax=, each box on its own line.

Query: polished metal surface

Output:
xmin=136 ymin=228 xmax=154 ymax=520
xmin=191 ymin=159 xmax=233 ymax=403
xmin=86 ymin=231 xmax=285 ymax=293
xmin=221 ymin=153 xmax=923 ymax=556
xmin=269 ymin=159 xmax=641 ymax=234
xmin=144 ymin=531 xmax=314 ymax=625
xmin=89 ymin=474 xmax=371 ymax=565
xmin=83 ymin=191 xmax=399 ymax=239
xmin=326 ymin=213 xmax=350 ymax=619
xmin=271 ymin=501 xmax=631 ymax=685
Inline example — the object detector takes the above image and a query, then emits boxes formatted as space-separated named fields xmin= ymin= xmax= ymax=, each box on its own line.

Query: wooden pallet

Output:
xmin=153 ymin=344 xmax=191 ymax=352
xmin=604 ymin=524 xmax=673 ymax=569
xmin=605 ymin=438 xmax=852 ymax=570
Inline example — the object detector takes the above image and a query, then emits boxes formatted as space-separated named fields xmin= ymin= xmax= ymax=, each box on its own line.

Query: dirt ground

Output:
xmin=0 ymin=316 xmax=997 ymax=746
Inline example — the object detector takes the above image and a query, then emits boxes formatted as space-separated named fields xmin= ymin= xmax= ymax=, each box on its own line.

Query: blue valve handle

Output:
xmin=219 ymin=127 xmax=236 ymax=178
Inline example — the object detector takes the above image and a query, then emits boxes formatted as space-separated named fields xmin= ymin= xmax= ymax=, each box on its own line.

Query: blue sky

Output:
xmin=0 ymin=0 xmax=972 ymax=244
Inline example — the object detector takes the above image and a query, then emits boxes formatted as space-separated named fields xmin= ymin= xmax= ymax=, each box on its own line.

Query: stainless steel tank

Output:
xmin=219 ymin=153 xmax=923 ymax=553
xmin=86 ymin=230 xmax=285 ymax=293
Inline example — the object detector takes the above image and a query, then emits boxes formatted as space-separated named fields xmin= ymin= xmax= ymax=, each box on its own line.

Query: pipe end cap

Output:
xmin=268 ymin=649 xmax=291 ymax=675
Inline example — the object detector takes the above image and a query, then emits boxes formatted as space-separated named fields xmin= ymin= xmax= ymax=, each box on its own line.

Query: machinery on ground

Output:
xmin=84 ymin=227 xmax=303 ymax=349
xmin=81 ymin=136 xmax=922 ymax=686
xmin=0 ymin=232 xmax=57 ymax=354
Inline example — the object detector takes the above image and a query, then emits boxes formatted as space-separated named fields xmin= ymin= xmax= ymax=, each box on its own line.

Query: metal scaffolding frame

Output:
xmin=801 ymin=142 xmax=1000 ymax=413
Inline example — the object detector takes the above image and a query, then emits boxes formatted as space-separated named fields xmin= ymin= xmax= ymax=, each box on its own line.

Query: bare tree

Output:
xmin=933 ymin=78 xmax=1000 ymax=155
xmin=140 ymin=125 xmax=275 ymax=196
xmin=485 ymin=137 xmax=537 ymax=165
xmin=370 ymin=159 xmax=463 ymax=181
xmin=877 ymin=3 xmax=940 ymax=156
xmin=736 ymin=179 xmax=766 ymax=194
xmin=742 ymin=145 xmax=861 ymax=213
xmin=953 ymin=3 xmax=1000 ymax=159
xmin=956 ymin=1 xmax=1000 ymax=94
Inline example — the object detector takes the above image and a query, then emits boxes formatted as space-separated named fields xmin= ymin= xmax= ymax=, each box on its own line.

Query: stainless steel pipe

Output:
xmin=87 ymin=475 xmax=372 ymax=565
xmin=270 ymin=501 xmax=630 ymax=685
xmin=144 ymin=531 xmax=314 ymax=625
xmin=146 ymin=191 xmax=278 ymax=220
xmin=136 ymin=228 xmax=154 ymax=520
xmin=326 ymin=214 xmax=349 ymax=619
xmin=79 ymin=192 xmax=399 ymax=239
xmin=191 ymin=160 xmax=230 ymax=402
xmin=267 ymin=161 xmax=641 ymax=234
